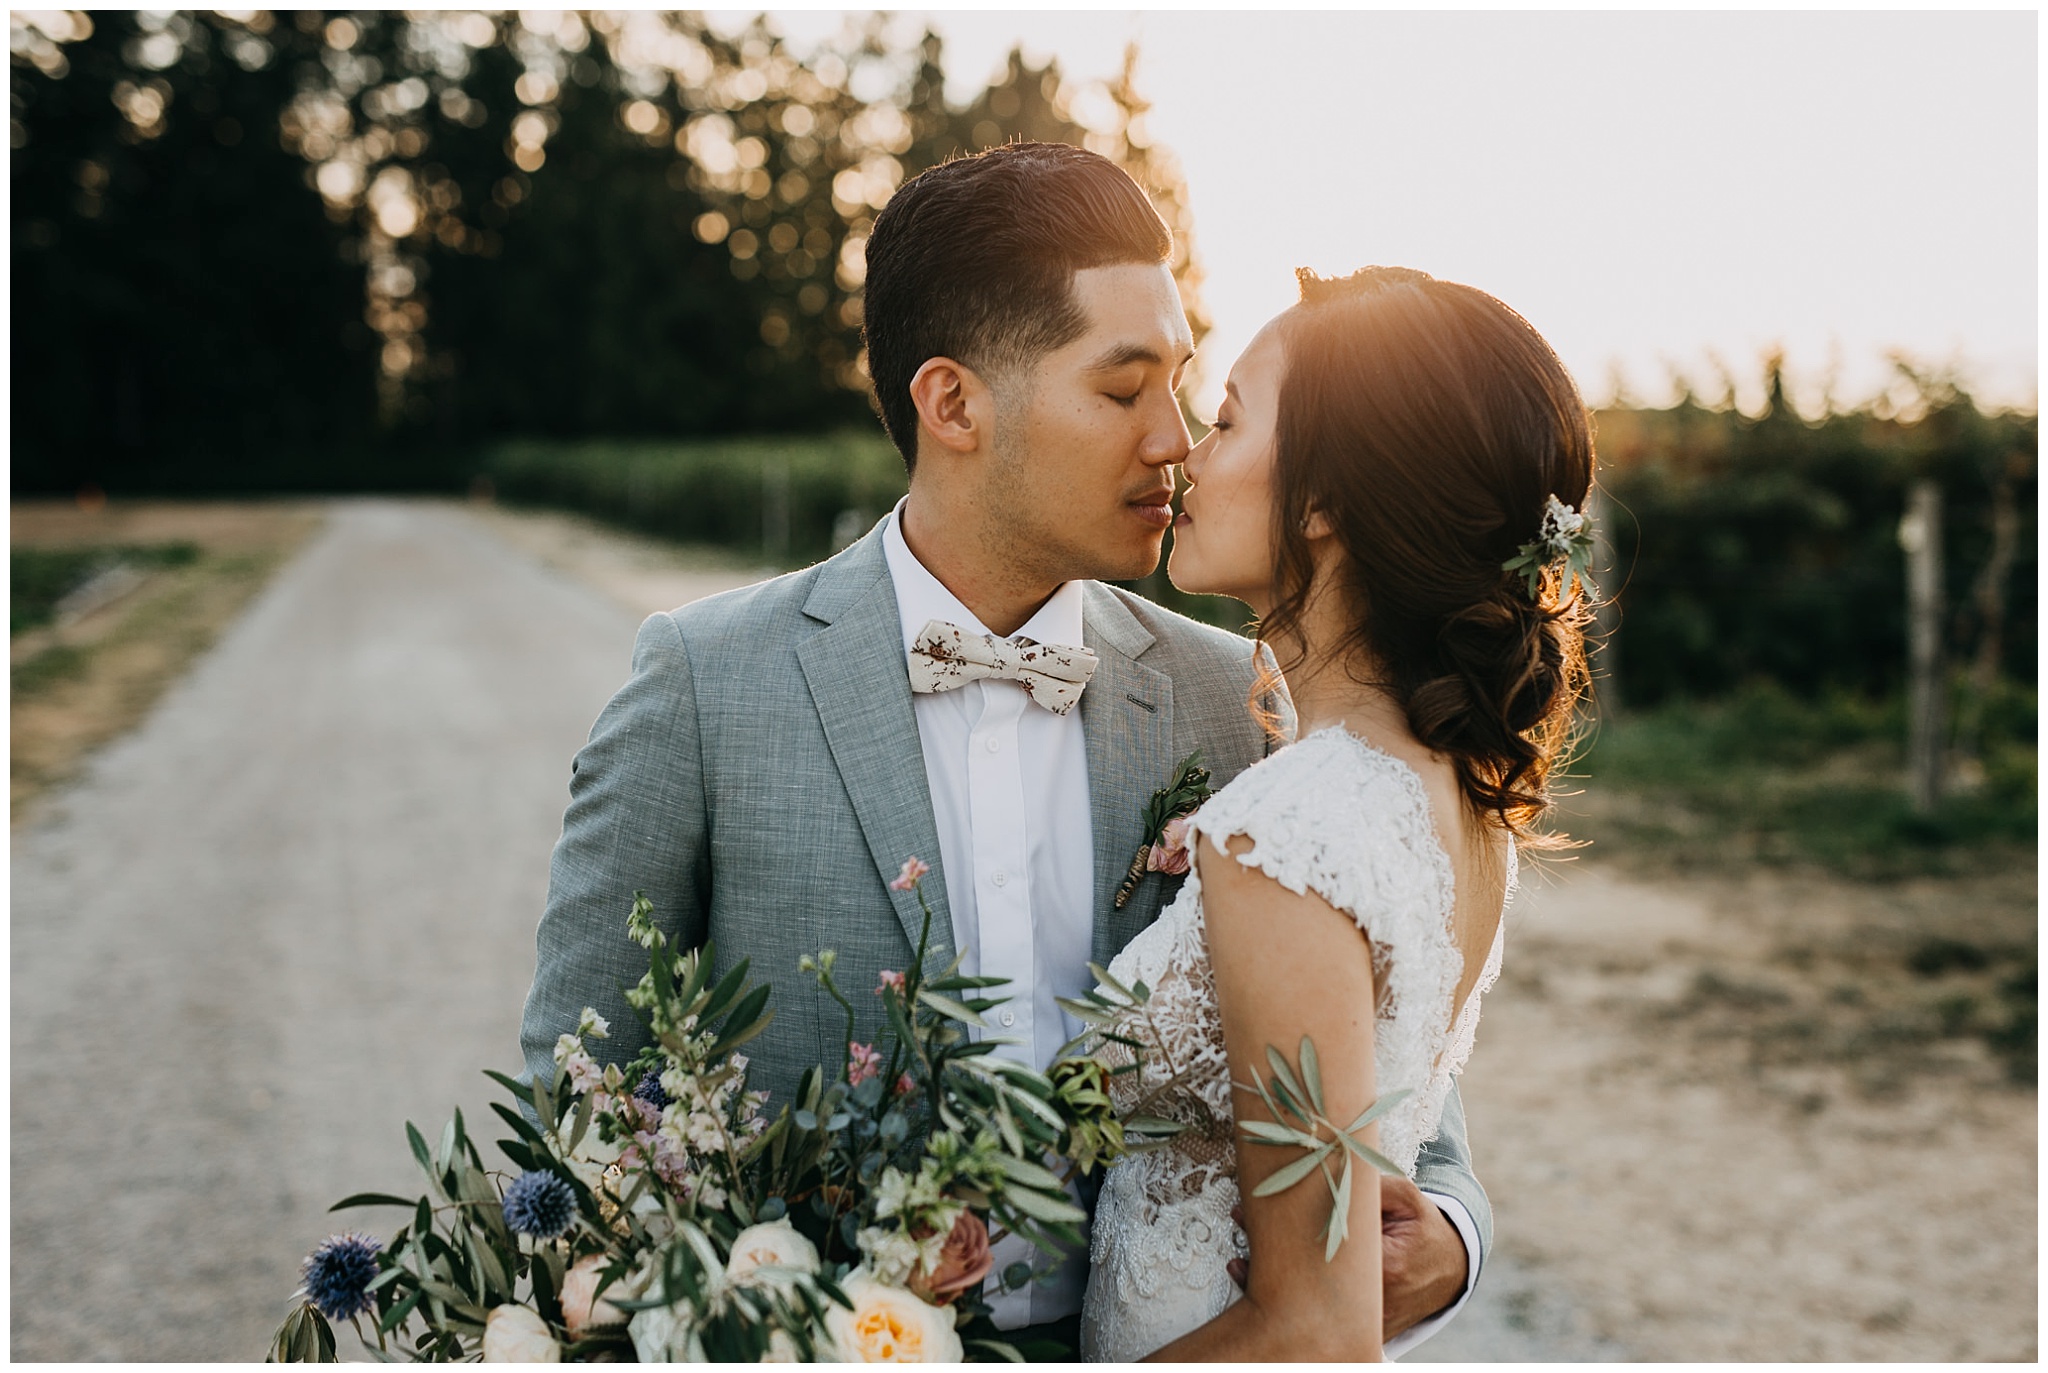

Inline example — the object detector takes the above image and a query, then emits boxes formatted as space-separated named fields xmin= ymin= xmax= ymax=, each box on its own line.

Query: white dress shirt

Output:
xmin=883 ymin=507 xmax=1094 ymax=1329
xmin=882 ymin=505 xmax=1479 ymax=1350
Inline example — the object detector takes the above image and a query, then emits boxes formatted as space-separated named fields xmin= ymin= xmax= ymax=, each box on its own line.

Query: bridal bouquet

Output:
xmin=269 ymin=862 xmax=1133 ymax=1363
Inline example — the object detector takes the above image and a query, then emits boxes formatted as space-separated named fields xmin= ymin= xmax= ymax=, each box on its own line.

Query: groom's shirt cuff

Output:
xmin=1382 ymin=1192 xmax=1481 ymax=1361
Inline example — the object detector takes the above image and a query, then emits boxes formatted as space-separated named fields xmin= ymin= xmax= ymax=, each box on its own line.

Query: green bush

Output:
xmin=480 ymin=433 xmax=909 ymax=567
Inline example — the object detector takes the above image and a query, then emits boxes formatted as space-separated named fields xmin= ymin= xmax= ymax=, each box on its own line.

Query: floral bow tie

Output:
xmin=905 ymin=618 xmax=1099 ymax=716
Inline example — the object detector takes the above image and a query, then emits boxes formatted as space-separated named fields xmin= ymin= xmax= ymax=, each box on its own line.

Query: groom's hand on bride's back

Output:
xmin=1226 ymin=1177 xmax=1468 ymax=1337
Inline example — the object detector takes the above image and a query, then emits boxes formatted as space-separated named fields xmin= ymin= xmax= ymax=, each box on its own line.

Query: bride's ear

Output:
xmin=908 ymin=357 xmax=991 ymax=457
xmin=1301 ymin=504 xmax=1336 ymax=541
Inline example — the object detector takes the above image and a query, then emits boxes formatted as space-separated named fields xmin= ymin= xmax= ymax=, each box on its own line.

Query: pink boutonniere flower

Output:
xmin=1146 ymin=815 xmax=1193 ymax=876
xmin=1114 ymin=752 xmax=1214 ymax=908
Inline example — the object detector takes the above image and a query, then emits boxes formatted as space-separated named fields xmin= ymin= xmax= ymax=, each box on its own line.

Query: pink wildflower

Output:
xmin=875 ymin=969 xmax=906 ymax=996
xmin=847 ymin=1041 xmax=882 ymax=1086
xmin=893 ymin=1073 xmax=917 ymax=1097
xmin=564 ymin=1050 xmax=606 ymax=1095
xmin=888 ymin=857 xmax=931 ymax=892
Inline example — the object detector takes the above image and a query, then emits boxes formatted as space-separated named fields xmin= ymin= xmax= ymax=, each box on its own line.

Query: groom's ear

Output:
xmin=908 ymin=356 xmax=994 ymax=458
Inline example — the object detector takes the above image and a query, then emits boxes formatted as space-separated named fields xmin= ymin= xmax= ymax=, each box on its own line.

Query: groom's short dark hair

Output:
xmin=862 ymin=142 xmax=1174 ymax=471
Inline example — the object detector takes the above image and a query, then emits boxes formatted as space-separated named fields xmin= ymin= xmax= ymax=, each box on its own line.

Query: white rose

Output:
xmin=481 ymin=1304 xmax=561 ymax=1362
xmin=760 ymin=1328 xmax=806 ymax=1362
xmin=726 ymin=1220 xmax=820 ymax=1291
xmin=628 ymin=1302 xmax=691 ymax=1364
xmin=559 ymin=1254 xmax=632 ymax=1341
xmin=824 ymin=1270 xmax=963 ymax=1363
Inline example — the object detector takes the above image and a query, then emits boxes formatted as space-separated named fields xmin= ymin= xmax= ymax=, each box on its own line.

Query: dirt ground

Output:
xmin=1451 ymin=858 xmax=2037 ymax=1360
xmin=11 ymin=498 xmax=2034 ymax=1360
xmin=11 ymin=498 xmax=324 ymax=820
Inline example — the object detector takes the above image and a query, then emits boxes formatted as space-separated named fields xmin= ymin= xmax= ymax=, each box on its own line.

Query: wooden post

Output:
xmin=1899 ymin=480 xmax=1945 ymax=814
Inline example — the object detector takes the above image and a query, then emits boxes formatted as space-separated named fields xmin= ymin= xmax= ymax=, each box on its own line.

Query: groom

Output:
xmin=521 ymin=141 xmax=1484 ymax=1352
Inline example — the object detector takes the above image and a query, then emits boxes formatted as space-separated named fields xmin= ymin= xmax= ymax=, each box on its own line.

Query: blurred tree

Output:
xmin=12 ymin=12 xmax=1213 ymax=486
xmin=11 ymin=11 xmax=379 ymax=492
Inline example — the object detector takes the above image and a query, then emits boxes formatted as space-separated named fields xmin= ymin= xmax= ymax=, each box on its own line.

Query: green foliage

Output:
xmin=1578 ymin=679 xmax=2037 ymax=877
xmin=12 ymin=12 xmax=378 ymax=493
xmin=481 ymin=432 xmax=907 ymax=566
xmin=1598 ymin=363 xmax=2037 ymax=705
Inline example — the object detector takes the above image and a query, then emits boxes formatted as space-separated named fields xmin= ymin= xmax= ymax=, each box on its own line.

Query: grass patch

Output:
xmin=11 ymin=541 xmax=199 ymax=635
xmin=1571 ymin=680 xmax=2037 ymax=878
xmin=11 ymin=505 xmax=319 ymax=820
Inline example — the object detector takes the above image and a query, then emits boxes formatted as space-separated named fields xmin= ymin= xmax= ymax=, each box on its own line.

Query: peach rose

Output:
xmin=481 ymin=1303 xmax=561 ymax=1362
xmin=824 ymin=1271 xmax=962 ymax=1363
xmin=558 ymin=1254 xmax=631 ymax=1341
xmin=908 ymin=1211 xmax=993 ymax=1306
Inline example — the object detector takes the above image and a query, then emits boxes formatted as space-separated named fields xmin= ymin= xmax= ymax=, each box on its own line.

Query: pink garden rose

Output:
xmin=909 ymin=1211 xmax=994 ymax=1306
xmin=1146 ymin=816 xmax=1192 ymax=876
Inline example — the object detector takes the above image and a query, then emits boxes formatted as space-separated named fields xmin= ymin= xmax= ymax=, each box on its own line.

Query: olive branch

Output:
xmin=1236 ymin=1037 xmax=1410 ymax=1263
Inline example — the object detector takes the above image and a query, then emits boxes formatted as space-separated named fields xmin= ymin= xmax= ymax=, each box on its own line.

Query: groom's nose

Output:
xmin=1137 ymin=397 xmax=1193 ymax=469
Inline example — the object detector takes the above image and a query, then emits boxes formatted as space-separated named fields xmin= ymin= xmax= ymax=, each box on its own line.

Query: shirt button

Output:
xmin=1000 ymin=1010 xmax=1017 ymax=1027
xmin=991 ymin=870 xmax=1008 ymax=888
xmin=985 ymin=736 xmax=1001 ymax=754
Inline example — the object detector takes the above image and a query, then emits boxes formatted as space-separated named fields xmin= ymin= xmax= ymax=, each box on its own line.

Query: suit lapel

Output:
xmin=796 ymin=538 xmax=955 ymax=967
xmin=1080 ymin=586 xmax=1178 ymax=968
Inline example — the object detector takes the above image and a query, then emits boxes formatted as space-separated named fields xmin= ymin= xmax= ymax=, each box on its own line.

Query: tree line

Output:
xmin=11 ymin=10 xmax=1203 ymax=492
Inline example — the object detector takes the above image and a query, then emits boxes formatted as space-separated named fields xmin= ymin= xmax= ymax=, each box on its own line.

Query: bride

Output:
xmin=1080 ymin=266 xmax=1596 ymax=1361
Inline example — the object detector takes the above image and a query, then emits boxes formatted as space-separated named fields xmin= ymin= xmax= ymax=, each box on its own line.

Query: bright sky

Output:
xmin=761 ymin=9 xmax=2038 ymax=416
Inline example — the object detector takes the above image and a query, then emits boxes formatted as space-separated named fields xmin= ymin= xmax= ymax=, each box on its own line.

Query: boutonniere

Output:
xmin=1113 ymin=750 xmax=1214 ymax=909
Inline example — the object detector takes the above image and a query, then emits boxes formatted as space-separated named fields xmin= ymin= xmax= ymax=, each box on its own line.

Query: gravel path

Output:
xmin=10 ymin=497 xmax=1623 ymax=1362
xmin=10 ymin=500 xmax=765 ymax=1361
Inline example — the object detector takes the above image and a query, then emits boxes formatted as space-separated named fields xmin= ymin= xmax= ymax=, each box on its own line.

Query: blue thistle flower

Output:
xmin=633 ymin=1069 xmax=670 ymax=1112
xmin=502 ymin=1170 xmax=577 ymax=1238
xmin=301 ymin=1233 xmax=381 ymax=1321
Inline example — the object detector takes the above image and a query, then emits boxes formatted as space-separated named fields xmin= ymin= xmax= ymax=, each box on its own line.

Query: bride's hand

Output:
xmin=1226 ymin=1181 xmax=1467 ymax=1338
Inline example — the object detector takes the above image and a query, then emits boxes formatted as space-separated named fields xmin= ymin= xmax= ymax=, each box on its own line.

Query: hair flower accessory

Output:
xmin=1502 ymin=494 xmax=1595 ymax=599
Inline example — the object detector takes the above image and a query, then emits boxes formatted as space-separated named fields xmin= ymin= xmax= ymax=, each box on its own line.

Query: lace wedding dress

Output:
xmin=1079 ymin=725 xmax=1513 ymax=1363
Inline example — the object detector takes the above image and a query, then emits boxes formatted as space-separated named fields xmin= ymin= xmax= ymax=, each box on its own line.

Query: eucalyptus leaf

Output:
xmin=992 ymin=1152 xmax=1065 ymax=1192
xmin=1343 ymin=1087 xmax=1413 ymax=1136
xmin=1250 ymin=1142 xmax=1332 ymax=1197
xmin=1237 ymin=1119 xmax=1320 ymax=1148
xmin=1325 ymin=1153 xmax=1355 ymax=1262
xmin=915 ymin=989 xmax=988 ymax=1028
xmin=1002 ymin=1186 xmax=1087 ymax=1225
xmin=1335 ymin=1131 xmax=1403 ymax=1177
xmin=330 ymin=1192 xmax=418 ymax=1212
xmin=1298 ymin=1036 xmax=1325 ymax=1114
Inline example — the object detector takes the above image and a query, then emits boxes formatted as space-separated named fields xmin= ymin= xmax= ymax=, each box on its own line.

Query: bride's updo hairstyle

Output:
xmin=1260 ymin=266 xmax=1596 ymax=837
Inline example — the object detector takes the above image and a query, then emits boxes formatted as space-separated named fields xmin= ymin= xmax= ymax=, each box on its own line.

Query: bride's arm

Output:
xmin=1145 ymin=833 xmax=1385 ymax=1363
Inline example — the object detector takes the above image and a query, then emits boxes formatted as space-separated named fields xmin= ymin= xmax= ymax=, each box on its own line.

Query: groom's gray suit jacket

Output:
xmin=520 ymin=524 xmax=1491 ymax=1263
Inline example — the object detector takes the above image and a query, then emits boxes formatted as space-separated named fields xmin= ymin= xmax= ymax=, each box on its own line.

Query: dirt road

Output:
xmin=12 ymin=498 xmax=2031 ymax=1361
xmin=10 ymin=499 xmax=769 ymax=1360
